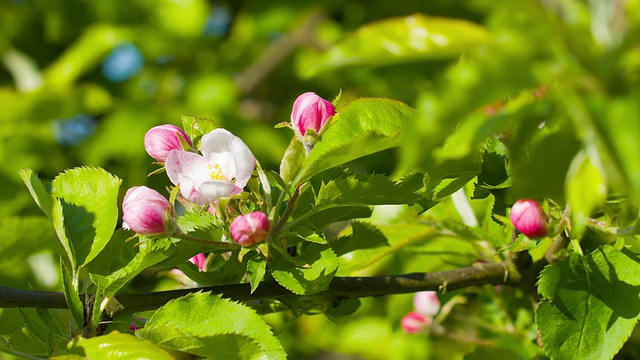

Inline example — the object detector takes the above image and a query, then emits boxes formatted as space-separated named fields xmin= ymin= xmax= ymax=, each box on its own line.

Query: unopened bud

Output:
xmin=291 ymin=92 xmax=336 ymax=138
xmin=144 ymin=124 xmax=192 ymax=163
xmin=510 ymin=199 xmax=548 ymax=238
xmin=401 ymin=311 xmax=431 ymax=334
xmin=413 ymin=291 xmax=440 ymax=317
xmin=122 ymin=186 xmax=174 ymax=235
xmin=230 ymin=211 xmax=270 ymax=247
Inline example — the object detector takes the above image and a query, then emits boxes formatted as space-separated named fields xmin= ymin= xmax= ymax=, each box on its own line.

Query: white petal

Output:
xmin=230 ymin=136 xmax=256 ymax=188
xmin=200 ymin=128 xmax=256 ymax=189
xmin=166 ymin=150 xmax=208 ymax=185
xmin=199 ymin=181 xmax=242 ymax=201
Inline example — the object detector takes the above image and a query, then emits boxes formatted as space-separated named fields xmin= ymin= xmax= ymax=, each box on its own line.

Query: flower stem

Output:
xmin=271 ymin=184 xmax=302 ymax=235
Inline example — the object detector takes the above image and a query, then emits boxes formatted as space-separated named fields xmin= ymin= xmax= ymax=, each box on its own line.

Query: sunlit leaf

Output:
xmin=271 ymin=243 xmax=338 ymax=295
xmin=51 ymin=167 xmax=122 ymax=267
xmin=537 ymin=245 xmax=640 ymax=360
xmin=63 ymin=331 xmax=174 ymax=359
xmin=295 ymin=98 xmax=416 ymax=183
xmin=138 ymin=293 xmax=286 ymax=359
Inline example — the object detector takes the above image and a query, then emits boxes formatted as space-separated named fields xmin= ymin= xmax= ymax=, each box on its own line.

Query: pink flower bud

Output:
xmin=510 ymin=199 xmax=548 ymax=238
xmin=230 ymin=211 xmax=270 ymax=247
xmin=144 ymin=124 xmax=192 ymax=162
xmin=291 ymin=92 xmax=336 ymax=137
xmin=401 ymin=311 xmax=432 ymax=334
xmin=122 ymin=186 xmax=174 ymax=235
xmin=189 ymin=253 xmax=207 ymax=272
xmin=413 ymin=291 xmax=440 ymax=317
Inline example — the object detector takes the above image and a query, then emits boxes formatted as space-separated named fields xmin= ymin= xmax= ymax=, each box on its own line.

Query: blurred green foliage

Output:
xmin=3 ymin=0 xmax=640 ymax=358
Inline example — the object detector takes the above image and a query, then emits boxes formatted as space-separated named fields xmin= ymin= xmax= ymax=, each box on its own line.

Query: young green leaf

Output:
xmin=246 ymin=251 xmax=267 ymax=294
xmin=271 ymin=243 xmax=339 ymax=295
xmin=137 ymin=293 xmax=286 ymax=359
xmin=537 ymin=245 xmax=640 ymax=360
xmin=19 ymin=169 xmax=53 ymax=219
xmin=280 ymin=136 xmax=306 ymax=185
xmin=64 ymin=331 xmax=174 ymax=359
xmin=331 ymin=221 xmax=389 ymax=256
xmin=50 ymin=167 xmax=122 ymax=267
xmin=316 ymin=173 xmax=420 ymax=207
xmin=294 ymin=98 xmax=416 ymax=183
xmin=90 ymin=237 xmax=174 ymax=298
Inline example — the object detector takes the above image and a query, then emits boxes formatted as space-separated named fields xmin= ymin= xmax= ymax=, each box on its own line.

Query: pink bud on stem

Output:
xmin=144 ymin=124 xmax=192 ymax=163
xmin=291 ymin=92 xmax=336 ymax=138
xmin=510 ymin=199 xmax=549 ymax=238
xmin=230 ymin=211 xmax=270 ymax=247
xmin=122 ymin=186 xmax=174 ymax=236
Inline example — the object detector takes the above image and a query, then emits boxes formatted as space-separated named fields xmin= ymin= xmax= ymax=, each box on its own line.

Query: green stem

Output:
xmin=270 ymin=184 xmax=302 ymax=235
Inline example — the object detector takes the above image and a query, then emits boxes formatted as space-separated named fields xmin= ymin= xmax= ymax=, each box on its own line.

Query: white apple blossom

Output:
xmin=165 ymin=128 xmax=256 ymax=204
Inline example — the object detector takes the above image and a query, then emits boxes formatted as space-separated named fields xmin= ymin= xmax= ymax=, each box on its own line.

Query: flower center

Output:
xmin=208 ymin=163 xmax=228 ymax=181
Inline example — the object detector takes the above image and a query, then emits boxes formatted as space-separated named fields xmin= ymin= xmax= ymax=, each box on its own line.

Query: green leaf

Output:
xmin=295 ymin=98 xmax=416 ymax=183
xmin=337 ymin=224 xmax=478 ymax=275
xmin=286 ymin=183 xmax=373 ymax=231
xmin=181 ymin=115 xmax=219 ymax=148
xmin=50 ymin=167 xmax=122 ymax=267
xmin=137 ymin=293 xmax=286 ymax=359
xmin=316 ymin=173 xmax=420 ymax=207
xmin=91 ymin=237 xmax=174 ymax=298
xmin=18 ymin=309 xmax=50 ymax=353
xmin=178 ymin=250 xmax=246 ymax=287
xmin=536 ymin=245 xmax=640 ymax=360
xmin=565 ymin=152 xmax=607 ymax=238
xmin=271 ymin=243 xmax=339 ymax=295
xmin=473 ymin=139 xmax=511 ymax=199
xmin=300 ymin=14 xmax=489 ymax=77
xmin=19 ymin=169 xmax=53 ymax=219
xmin=86 ymin=230 xmax=136 ymax=277
xmin=246 ymin=252 xmax=267 ymax=294
xmin=331 ymin=221 xmax=389 ymax=256
xmin=280 ymin=136 xmax=306 ymax=185
xmin=64 ymin=331 xmax=174 ymax=359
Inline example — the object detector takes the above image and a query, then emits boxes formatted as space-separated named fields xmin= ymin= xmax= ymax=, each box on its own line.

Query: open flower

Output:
xmin=144 ymin=124 xmax=192 ymax=163
xmin=291 ymin=92 xmax=336 ymax=138
xmin=230 ymin=211 xmax=270 ymax=247
xmin=165 ymin=128 xmax=256 ymax=204
xmin=122 ymin=186 xmax=174 ymax=235
xmin=510 ymin=199 xmax=548 ymax=238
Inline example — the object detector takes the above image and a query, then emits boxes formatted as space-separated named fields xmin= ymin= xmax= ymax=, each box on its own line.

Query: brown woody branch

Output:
xmin=0 ymin=260 xmax=522 ymax=315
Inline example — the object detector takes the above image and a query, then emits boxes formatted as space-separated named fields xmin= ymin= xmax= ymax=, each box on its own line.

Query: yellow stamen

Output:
xmin=208 ymin=164 xmax=228 ymax=181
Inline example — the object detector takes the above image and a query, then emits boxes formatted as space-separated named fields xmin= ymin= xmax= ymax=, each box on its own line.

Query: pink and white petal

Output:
xmin=229 ymin=136 xmax=256 ymax=188
xmin=206 ymin=152 xmax=237 ymax=181
xmin=200 ymin=129 xmax=235 ymax=156
xmin=199 ymin=181 xmax=243 ymax=201
xmin=165 ymin=150 xmax=209 ymax=186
